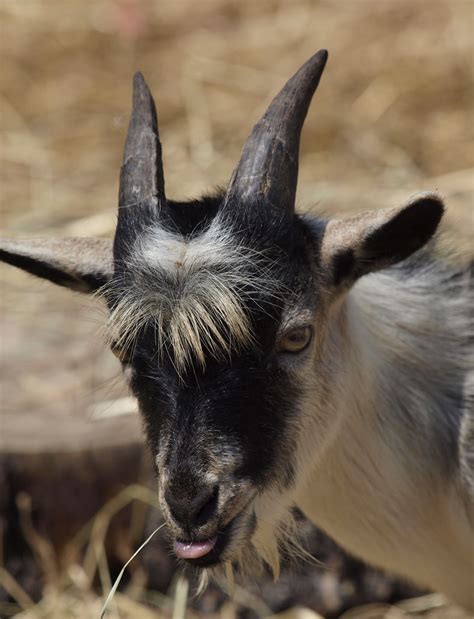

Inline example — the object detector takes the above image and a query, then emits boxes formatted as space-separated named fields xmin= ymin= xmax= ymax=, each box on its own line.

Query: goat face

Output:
xmin=105 ymin=199 xmax=322 ymax=569
xmin=0 ymin=50 xmax=444 ymax=576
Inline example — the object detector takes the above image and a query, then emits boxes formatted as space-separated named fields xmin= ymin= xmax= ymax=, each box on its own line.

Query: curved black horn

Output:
xmin=223 ymin=50 xmax=328 ymax=216
xmin=116 ymin=73 xmax=166 ymax=257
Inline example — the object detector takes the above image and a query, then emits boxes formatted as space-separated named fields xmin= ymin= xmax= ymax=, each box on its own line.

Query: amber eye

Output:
xmin=277 ymin=326 xmax=312 ymax=354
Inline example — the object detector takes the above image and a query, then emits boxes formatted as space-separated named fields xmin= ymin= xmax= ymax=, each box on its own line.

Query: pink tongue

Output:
xmin=174 ymin=537 xmax=217 ymax=559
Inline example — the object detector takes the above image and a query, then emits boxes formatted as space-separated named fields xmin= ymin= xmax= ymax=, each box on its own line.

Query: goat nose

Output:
xmin=164 ymin=484 xmax=218 ymax=529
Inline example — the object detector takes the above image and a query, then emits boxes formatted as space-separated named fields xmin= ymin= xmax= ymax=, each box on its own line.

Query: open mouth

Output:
xmin=173 ymin=499 xmax=257 ymax=568
xmin=173 ymin=516 xmax=235 ymax=567
xmin=174 ymin=535 xmax=217 ymax=560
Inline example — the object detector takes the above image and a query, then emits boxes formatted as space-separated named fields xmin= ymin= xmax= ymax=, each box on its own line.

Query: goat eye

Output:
xmin=277 ymin=326 xmax=312 ymax=354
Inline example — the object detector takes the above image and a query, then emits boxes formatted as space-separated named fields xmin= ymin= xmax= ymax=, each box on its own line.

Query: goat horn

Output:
xmin=223 ymin=49 xmax=328 ymax=216
xmin=118 ymin=72 xmax=166 ymax=210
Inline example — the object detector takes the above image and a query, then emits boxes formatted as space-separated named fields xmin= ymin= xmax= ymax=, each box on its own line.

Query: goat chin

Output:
xmin=176 ymin=489 xmax=307 ymax=592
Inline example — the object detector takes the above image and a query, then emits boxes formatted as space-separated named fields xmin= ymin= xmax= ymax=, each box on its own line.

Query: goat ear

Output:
xmin=0 ymin=237 xmax=113 ymax=293
xmin=321 ymin=194 xmax=444 ymax=289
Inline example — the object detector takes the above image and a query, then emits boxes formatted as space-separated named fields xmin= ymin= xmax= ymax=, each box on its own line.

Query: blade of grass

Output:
xmin=99 ymin=523 xmax=165 ymax=619
xmin=172 ymin=576 xmax=189 ymax=619
xmin=0 ymin=566 xmax=35 ymax=612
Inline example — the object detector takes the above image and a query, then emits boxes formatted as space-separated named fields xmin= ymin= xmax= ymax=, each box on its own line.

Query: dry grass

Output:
xmin=0 ymin=0 xmax=473 ymax=617
xmin=0 ymin=483 xmax=469 ymax=619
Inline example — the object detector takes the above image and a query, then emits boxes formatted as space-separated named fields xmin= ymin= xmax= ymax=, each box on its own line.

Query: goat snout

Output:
xmin=164 ymin=484 xmax=219 ymax=530
xmin=160 ymin=475 xmax=257 ymax=565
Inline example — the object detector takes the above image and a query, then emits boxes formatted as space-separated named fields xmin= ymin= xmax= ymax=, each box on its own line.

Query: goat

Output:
xmin=1 ymin=50 xmax=472 ymax=609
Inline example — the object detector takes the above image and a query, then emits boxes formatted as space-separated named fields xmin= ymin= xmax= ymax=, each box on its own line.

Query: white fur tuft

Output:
xmin=102 ymin=220 xmax=285 ymax=372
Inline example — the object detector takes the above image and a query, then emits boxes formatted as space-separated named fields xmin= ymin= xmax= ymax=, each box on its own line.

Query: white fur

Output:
xmin=104 ymin=220 xmax=284 ymax=372
xmin=101 ymin=214 xmax=473 ymax=607
xmin=251 ymin=260 xmax=473 ymax=609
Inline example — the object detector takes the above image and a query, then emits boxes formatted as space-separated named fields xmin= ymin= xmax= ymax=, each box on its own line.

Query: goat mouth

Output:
xmin=173 ymin=505 xmax=254 ymax=568
xmin=173 ymin=518 xmax=235 ymax=567
xmin=174 ymin=536 xmax=217 ymax=560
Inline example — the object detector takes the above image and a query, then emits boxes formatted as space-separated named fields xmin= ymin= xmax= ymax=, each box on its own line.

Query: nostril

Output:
xmin=194 ymin=485 xmax=218 ymax=527
xmin=165 ymin=484 xmax=219 ymax=529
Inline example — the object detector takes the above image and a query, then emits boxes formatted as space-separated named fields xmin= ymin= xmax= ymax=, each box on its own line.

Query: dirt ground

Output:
xmin=0 ymin=0 xmax=472 ymax=618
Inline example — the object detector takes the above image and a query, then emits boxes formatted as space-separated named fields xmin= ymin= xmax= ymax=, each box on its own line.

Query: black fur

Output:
xmin=332 ymin=248 xmax=355 ymax=287
xmin=107 ymin=196 xmax=319 ymax=558
xmin=113 ymin=194 xmax=223 ymax=263
xmin=361 ymin=197 xmax=444 ymax=275
xmin=0 ymin=249 xmax=106 ymax=292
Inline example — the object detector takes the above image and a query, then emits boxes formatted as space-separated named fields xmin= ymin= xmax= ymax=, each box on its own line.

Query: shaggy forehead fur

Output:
xmin=104 ymin=217 xmax=287 ymax=371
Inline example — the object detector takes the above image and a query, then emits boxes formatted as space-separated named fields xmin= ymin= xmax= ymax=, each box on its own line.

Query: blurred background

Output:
xmin=0 ymin=1 xmax=472 ymax=618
